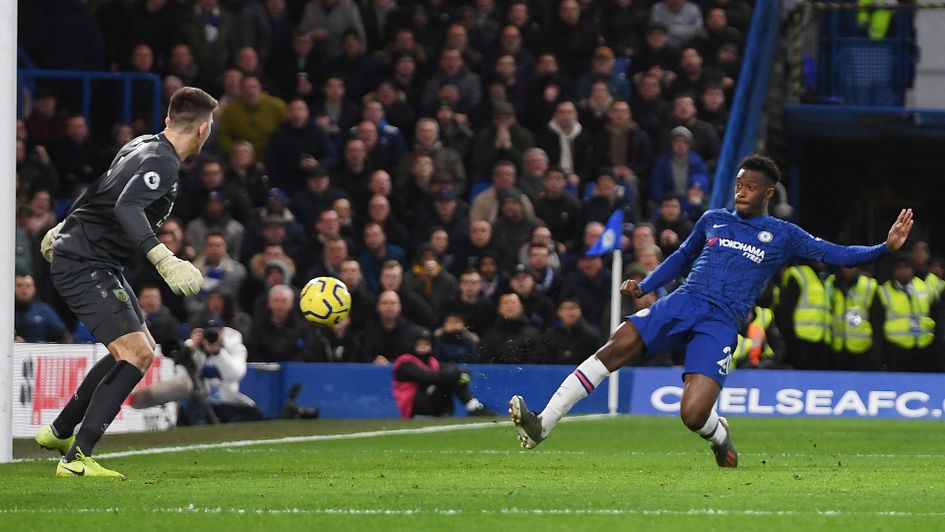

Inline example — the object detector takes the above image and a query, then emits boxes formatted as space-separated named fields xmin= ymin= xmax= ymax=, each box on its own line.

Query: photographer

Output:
xmin=130 ymin=317 xmax=263 ymax=424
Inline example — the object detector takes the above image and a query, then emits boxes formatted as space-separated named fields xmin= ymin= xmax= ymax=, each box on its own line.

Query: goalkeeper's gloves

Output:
xmin=40 ymin=222 xmax=64 ymax=263
xmin=147 ymin=243 xmax=204 ymax=296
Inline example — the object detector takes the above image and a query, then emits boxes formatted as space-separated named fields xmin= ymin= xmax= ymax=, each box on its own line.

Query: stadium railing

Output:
xmin=709 ymin=0 xmax=784 ymax=210
xmin=17 ymin=67 xmax=163 ymax=132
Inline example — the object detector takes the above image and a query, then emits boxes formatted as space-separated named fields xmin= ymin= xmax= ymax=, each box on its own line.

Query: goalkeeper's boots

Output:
xmin=711 ymin=417 xmax=738 ymax=468
xmin=35 ymin=425 xmax=75 ymax=456
xmin=56 ymin=448 xmax=127 ymax=479
xmin=509 ymin=395 xmax=544 ymax=449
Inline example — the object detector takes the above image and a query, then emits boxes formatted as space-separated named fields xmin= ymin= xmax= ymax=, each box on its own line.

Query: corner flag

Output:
xmin=586 ymin=209 xmax=623 ymax=256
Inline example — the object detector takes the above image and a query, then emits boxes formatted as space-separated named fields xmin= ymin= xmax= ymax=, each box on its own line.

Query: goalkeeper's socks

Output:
xmin=538 ymin=356 xmax=610 ymax=438
xmin=64 ymin=361 xmax=143 ymax=462
xmin=697 ymin=410 xmax=728 ymax=446
xmin=51 ymin=355 xmax=118 ymax=439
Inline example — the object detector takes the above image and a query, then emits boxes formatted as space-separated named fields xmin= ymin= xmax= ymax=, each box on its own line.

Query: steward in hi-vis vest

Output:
xmin=824 ymin=266 xmax=882 ymax=371
xmin=875 ymin=255 xmax=940 ymax=372
xmin=775 ymin=262 xmax=829 ymax=370
xmin=733 ymin=305 xmax=786 ymax=369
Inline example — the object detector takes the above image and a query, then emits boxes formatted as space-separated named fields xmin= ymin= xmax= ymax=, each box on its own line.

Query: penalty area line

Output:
xmin=13 ymin=413 xmax=613 ymax=463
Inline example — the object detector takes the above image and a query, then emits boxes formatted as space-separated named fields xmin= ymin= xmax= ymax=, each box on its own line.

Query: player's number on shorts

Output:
xmin=717 ymin=346 xmax=733 ymax=376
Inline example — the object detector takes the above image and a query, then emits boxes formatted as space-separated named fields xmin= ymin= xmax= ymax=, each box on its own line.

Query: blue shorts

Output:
xmin=626 ymin=290 xmax=738 ymax=387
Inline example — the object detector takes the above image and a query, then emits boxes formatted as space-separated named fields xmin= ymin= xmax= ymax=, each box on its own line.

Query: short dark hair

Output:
xmin=167 ymin=87 xmax=218 ymax=127
xmin=739 ymin=154 xmax=781 ymax=184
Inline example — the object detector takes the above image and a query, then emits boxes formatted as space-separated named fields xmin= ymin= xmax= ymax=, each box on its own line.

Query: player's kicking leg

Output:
xmin=509 ymin=320 xmax=645 ymax=448
xmin=680 ymin=373 xmax=737 ymax=467
xmin=56 ymin=331 xmax=154 ymax=479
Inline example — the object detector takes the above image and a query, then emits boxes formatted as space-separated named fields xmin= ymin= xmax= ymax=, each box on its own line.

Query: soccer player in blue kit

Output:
xmin=510 ymin=155 xmax=914 ymax=467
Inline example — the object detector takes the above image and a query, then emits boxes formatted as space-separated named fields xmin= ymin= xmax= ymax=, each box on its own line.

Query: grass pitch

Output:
xmin=2 ymin=415 xmax=944 ymax=531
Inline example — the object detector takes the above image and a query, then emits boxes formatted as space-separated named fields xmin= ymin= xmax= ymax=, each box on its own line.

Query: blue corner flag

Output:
xmin=586 ymin=209 xmax=623 ymax=256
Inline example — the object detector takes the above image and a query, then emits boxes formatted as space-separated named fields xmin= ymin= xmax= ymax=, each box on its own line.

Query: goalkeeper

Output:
xmin=33 ymin=87 xmax=218 ymax=479
xmin=392 ymin=330 xmax=496 ymax=418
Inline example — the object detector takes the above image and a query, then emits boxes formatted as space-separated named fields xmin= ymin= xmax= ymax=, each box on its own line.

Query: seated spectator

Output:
xmin=492 ymin=188 xmax=541 ymax=269
xmin=521 ymin=52 xmax=576 ymax=131
xmin=165 ymin=43 xmax=202 ymax=88
xmin=659 ymin=93 xmax=720 ymax=165
xmin=543 ymin=0 xmax=599 ymax=79
xmin=691 ymin=7 xmax=743 ymax=67
xmin=653 ymin=194 xmax=694 ymax=256
xmin=358 ymin=221 xmax=407 ymax=293
xmin=508 ymin=263 xmax=556 ymax=330
xmin=299 ymin=0 xmax=366 ymax=58
xmin=241 ymin=248 xmax=296 ymax=312
xmin=184 ymin=192 xmax=245 ymax=258
xmin=578 ymin=80 xmax=615 ymax=137
xmin=338 ymin=258 xmax=376 ymax=334
xmin=518 ymin=147 xmax=549 ymax=202
xmin=649 ymin=126 xmax=710 ymax=206
xmin=392 ymin=329 xmax=494 ymax=418
xmin=189 ymin=288 xmax=252 ymax=339
xmin=433 ymin=313 xmax=480 ymax=364
xmin=562 ymin=254 xmax=611 ymax=333
xmin=355 ymin=100 xmax=408 ymax=164
xmin=360 ymin=290 xmax=420 ymax=364
xmin=631 ymin=71 xmax=672 ymax=146
xmin=180 ymin=158 xmax=253 ymax=224
xmin=435 ymin=100 xmax=474 ymax=161
xmin=51 ymin=115 xmax=98 ymax=194
xmin=190 ymin=232 xmax=248 ymax=314
xmin=542 ymin=296 xmax=602 ymax=365
xmin=650 ymin=0 xmax=703 ymax=50
xmin=321 ymin=315 xmax=362 ymax=362
xmin=671 ymin=46 xmax=730 ymax=98
xmin=470 ymin=103 xmax=535 ymax=179
xmin=380 ymin=260 xmax=437 ymax=330
xmin=17 ymin=139 xmax=60 ymax=197
xmin=534 ymin=100 xmax=593 ymax=181
xmin=365 ymin=194 xmax=410 ymax=249
xmin=218 ymin=75 xmax=287 ymax=156
xmin=300 ymin=237 xmax=349 ymax=284
xmin=247 ymin=285 xmax=327 ymax=362
xmin=23 ymin=188 xmax=57 ymax=239
xmin=368 ymin=81 xmax=416 ymax=143
xmin=137 ymin=282 xmax=182 ymax=345
xmin=333 ymin=197 xmax=358 ymax=242
xmin=325 ymin=31 xmax=383 ymax=101
xmin=685 ymin=181 xmax=709 ymax=221
xmin=592 ymin=100 xmax=656 ymax=193
xmin=265 ymin=98 xmax=337 ymax=195
xmin=533 ymin=167 xmax=582 ymax=252
xmin=699 ymin=83 xmax=729 ymax=138
xmin=422 ymin=47 xmax=483 ymax=115
xmin=354 ymin=120 xmax=395 ymax=172
xmin=290 ymin=167 xmax=350 ymax=232
xmin=478 ymin=292 xmax=543 ymax=363
xmin=440 ymin=269 xmax=496 ymax=336
xmin=576 ymin=46 xmax=631 ymax=101
xmin=582 ymin=172 xmax=641 ymax=228
xmin=269 ymin=30 xmax=324 ymax=100
xmin=25 ymin=88 xmax=67 ymax=147
xmin=396 ymin=118 xmax=466 ymax=194
xmin=405 ymin=244 xmax=458 ymax=314
xmin=334 ymin=139 xmax=373 ymax=198
xmin=313 ymin=74 xmax=361 ymax=143
xmin=477 ymin=252 xmax=504 ymax=303
xmin=390 ymin=50 xmax=424 ymax=110
xmin=427 ymin=227 xmax=454 ymax=272
xmin=411 ymin=188 xmax=470 ymax=256
xmin=525 ymin=242 xmax=564 ymax=301
xmin=470 ymin=160 xmax=536 ymax=224
xmin=239 ymin=189 xmax=305 ymax=261
xmin=14 ymin=274 xmax=67 ymax=343
xmin=226 ymin=141 xmax=270 ymax=208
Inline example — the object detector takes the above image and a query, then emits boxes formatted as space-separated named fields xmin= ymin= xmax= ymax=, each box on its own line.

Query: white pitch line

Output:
xmin=13 ymin=414 xmax=613 ymax=463
xmin=1 ymin=505 xmax=944 ymax=518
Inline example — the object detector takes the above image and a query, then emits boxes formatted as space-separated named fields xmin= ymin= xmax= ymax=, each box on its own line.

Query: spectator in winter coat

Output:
xmin=478 ymin=293 xmax=543 ymax=364
xmin=542 ymin=297 xmax=602 ymax=365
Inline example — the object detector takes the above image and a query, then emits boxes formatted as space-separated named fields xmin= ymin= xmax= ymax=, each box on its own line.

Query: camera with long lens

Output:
xmin=203 ymin=327 xmax=221 ymax=348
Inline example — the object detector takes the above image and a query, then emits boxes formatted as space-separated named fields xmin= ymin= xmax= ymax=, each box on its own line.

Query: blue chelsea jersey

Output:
xmin=639 ymin=209 xmax=888 ymax=326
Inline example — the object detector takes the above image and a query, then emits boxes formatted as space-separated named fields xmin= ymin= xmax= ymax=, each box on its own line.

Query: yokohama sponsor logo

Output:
xmin=711 ymin=237 xmax=765 ymax=263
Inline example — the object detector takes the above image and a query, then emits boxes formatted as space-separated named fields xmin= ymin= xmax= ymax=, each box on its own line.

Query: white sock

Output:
xmin=538 ymin=356 xmax=610 ymax=438
xmin=465 ymin=398 xmax=483 ymax=412
xmin=697 ymin=410 xmax=728 ymax=446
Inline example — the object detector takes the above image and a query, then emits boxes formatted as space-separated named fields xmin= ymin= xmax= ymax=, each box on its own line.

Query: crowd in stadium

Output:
xmin=13 ymin=0 xmax=943 ymax=373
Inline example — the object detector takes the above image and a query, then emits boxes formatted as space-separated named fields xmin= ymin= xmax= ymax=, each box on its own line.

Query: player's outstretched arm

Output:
xmin=792 ymin=208 xmax=914 ymax=267
xmin=886 ymin=208 xmax=914 ymax=251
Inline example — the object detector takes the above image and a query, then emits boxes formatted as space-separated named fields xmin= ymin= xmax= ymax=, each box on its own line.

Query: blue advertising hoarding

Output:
xmin=629 ymin=367 xmax=945 ymax=420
